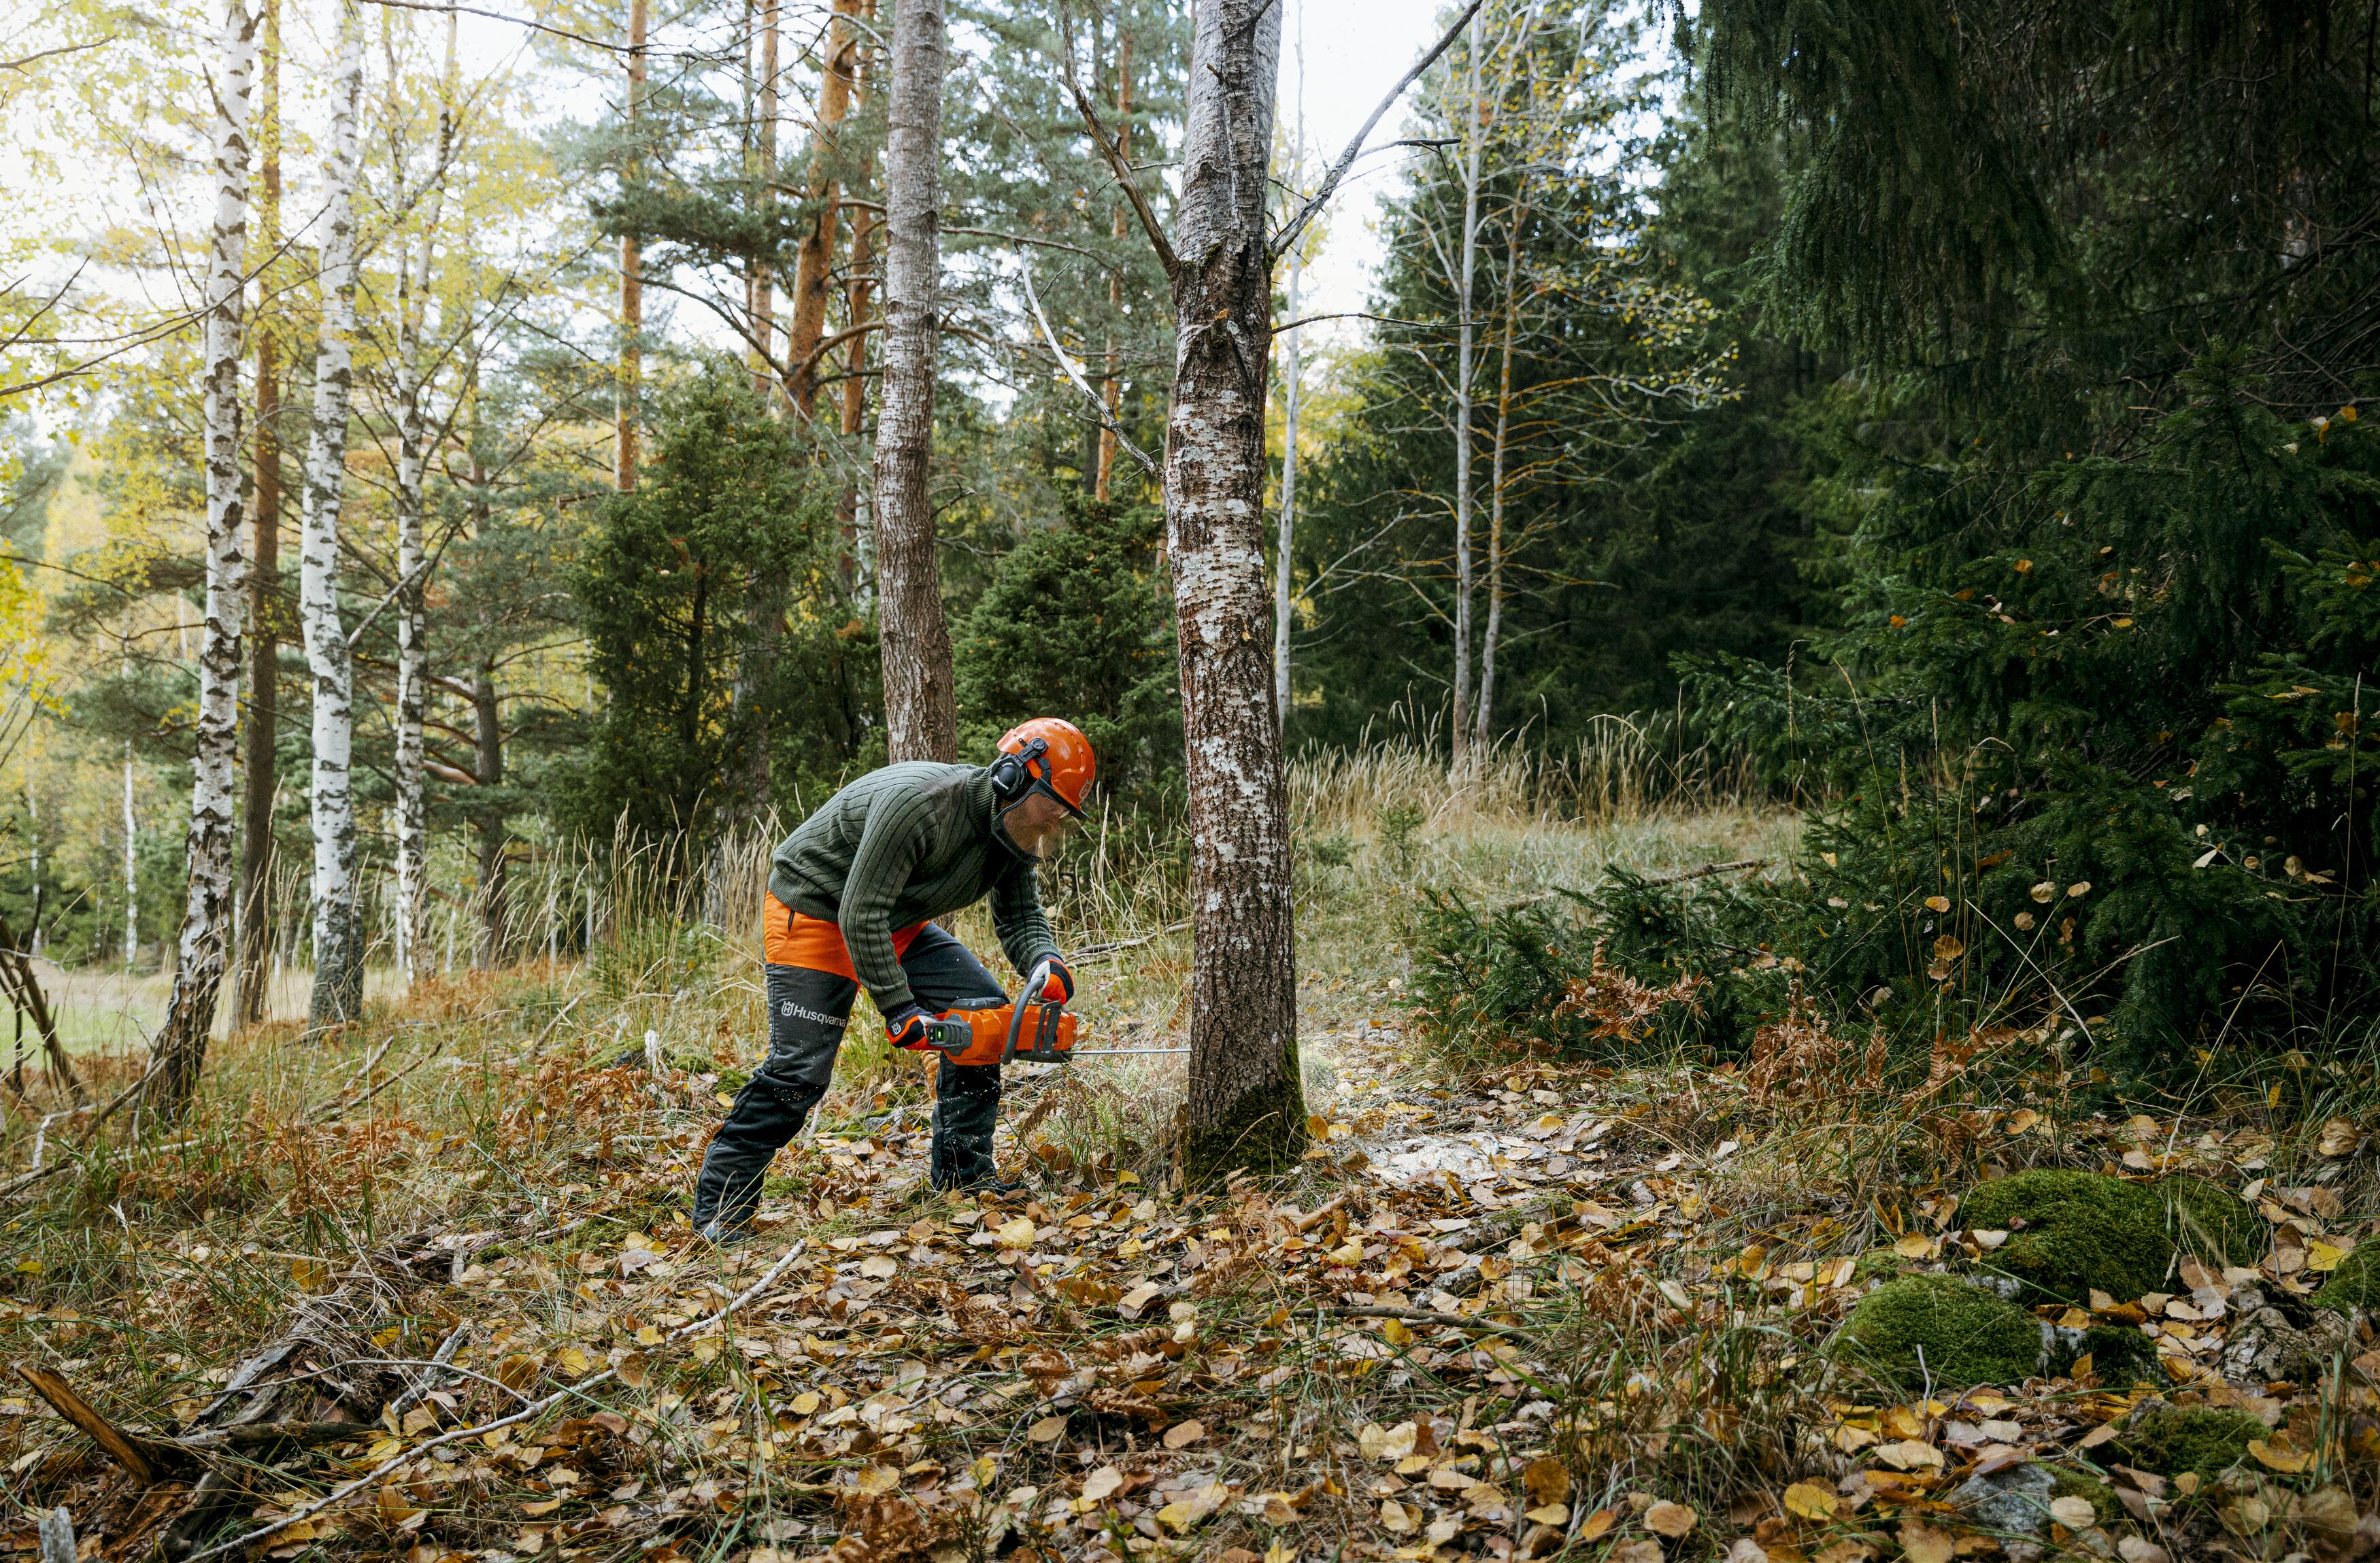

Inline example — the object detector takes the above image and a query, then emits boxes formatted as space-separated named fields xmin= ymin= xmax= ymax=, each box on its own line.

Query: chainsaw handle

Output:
xmin=1004 ymin=958 xmax=1069 ymax=1064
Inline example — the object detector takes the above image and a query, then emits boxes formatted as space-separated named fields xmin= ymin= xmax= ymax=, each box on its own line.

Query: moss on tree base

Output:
xmin=1178 ymin=1072 xmax=1309 ymax=1181
xmin=1831 ymin=1275 xmax=2043 ymax=1391
xmin=1960 ymin=1169 xmax=2173 ymax=1303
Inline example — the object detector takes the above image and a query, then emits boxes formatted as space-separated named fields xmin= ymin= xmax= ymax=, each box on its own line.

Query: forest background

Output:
xmin=0 ymin=0 xmax=2374 ymax=1088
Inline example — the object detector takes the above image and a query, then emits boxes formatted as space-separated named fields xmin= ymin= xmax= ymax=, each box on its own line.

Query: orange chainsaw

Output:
xmin=918 ymin=958 xmax=1183 ymax=1067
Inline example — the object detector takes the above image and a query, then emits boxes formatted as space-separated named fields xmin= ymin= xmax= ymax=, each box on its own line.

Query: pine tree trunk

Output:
xmin=301 ymin=0 xmax=365 ymax=1035
xmin=871 ymin=0 xmax=956 ymax=763
xmin=1447 ymin=10 xmax=1481 ymax=771
xmin=787 ymin=0 xmax=861 ymax=416
xmin=1168 ymin=0 xmax=1305 ymax=1178
xmin=235 ymin=0 xmax=281 ymax=1029
xmin=146 ymin=0 xmax=257 ymax=1115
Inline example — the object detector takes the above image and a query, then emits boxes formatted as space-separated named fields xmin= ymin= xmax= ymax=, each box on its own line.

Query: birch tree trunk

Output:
xmin=1447 ymin=9 xmax=1481 ymax=771
xmin=835 ymin=3 xmax=879 ymax=592
xmin=235 ymin=0 xmax=281 ymax=1027
xmin=146 ymin=0 xmax=258 ymax=1115
xmin=871 ymin=0 xmax=957 ymax=763
xmin=617 ymin=0 xmax=647 ymax=492
xmin=1168 ymin=0 xmax=1305 ymax=1176
xmin=749 ymin=0 xmax=777 ymax=403
xmin=471 ymin=661 xmax=508 ymax=965
xmin=390 ymin=13 xmax=456 ymax=988
xmin=1273 ymin=60 xmax=1303 ymax=730
xmin=301 ymin=0 xmax=365 ymax=1033
xmin=1094 ymin=36 xmax=1131 ymax=504
xmin=1475 ymin=212 xmax=1522 ymax=751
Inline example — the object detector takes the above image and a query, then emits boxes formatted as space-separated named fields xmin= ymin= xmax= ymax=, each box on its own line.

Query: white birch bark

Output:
xmin=302 ymin=0 xmax=365 ymax=1031
xmin=1273 ymin=28 xmax=1304 ymax=731
xmin=1448 ymin=7 xmax=1481 ymax=771
xmin=148 ymin=0 xmax=258 ymax=1113
xmin=390 ymin=14 xmax=455 ymax=990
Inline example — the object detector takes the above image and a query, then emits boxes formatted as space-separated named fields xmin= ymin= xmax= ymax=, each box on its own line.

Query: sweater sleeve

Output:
xmin=840 ymin=784 xmax=934 ymax=1017
xmin=990 ymin=863 xmax=1061 ymax=982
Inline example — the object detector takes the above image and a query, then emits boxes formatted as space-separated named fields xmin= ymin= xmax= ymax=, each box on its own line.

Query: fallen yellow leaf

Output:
xmin=2308 ymin=1239 xmax=2349 ymax=1273
xmin=1162 ymin=1419 xmax=1206 ymax=1449
xmin=1784 ymin=1479 xmax=1837 ymax=1520
xmin=1873 ymin=1438 xmax=1945 ymax=1471
xmin=2047 ymin=1495 xmax=2096 ymax=1528
xmin=1575 ymin=1507 xmax=1618 ymax=1542
xmin=2249 ymin=1439 xmax=2312 ymax=1474
xmin=1027 ymin=1414 xmax=1069 ymax=1444
xmin=1900 ymin=1519 xmax=1954 ymax=1563
xmin=1522 ymin=1457 xmax=1569 ymax=1509
xmin=1643 ymin=1500 xmax=1696 ymax=1538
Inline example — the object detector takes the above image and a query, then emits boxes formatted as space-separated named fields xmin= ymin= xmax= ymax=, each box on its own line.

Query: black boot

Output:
xmin=928 ymin=1059 xmax=1013 ymax=1192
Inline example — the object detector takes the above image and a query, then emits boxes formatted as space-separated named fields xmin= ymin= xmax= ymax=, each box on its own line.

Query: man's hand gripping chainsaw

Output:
xmin=917 ymin=957 xmax=1078 ymax=1067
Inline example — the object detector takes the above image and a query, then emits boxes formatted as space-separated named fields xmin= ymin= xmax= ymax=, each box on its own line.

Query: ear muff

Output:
xmin=990 ymin=737 xmax=1049 ymax=804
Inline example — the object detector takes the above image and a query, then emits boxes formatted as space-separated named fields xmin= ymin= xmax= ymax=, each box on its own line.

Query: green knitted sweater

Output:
xmin=766 ymin=762 xmax=1058 ymax=1016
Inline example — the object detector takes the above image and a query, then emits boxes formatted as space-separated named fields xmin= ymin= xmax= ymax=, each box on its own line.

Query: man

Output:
xmin=689 ymin=718 xmax=1094 ymax=1238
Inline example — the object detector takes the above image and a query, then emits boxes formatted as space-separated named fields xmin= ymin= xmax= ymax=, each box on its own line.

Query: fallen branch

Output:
xmin=178 ymin=1238 xmax=810 ymax=1563
xmin=1641 ymin=857 xmax=1770 ymax=888
xmin=298 ymin=1033 xmax=399 ymax=1122
xmin=1322 ymin=1305 xmax=1539 ymax=1340
xmin=1070 ymin=921 xmax=1189 ymax=962
xmin=14 ymin=1362 xmax=175 ymax=1481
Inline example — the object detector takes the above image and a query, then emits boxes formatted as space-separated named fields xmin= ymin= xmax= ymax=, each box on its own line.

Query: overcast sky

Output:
xmin=1276 ymin=0 xmax=1447 ymax=339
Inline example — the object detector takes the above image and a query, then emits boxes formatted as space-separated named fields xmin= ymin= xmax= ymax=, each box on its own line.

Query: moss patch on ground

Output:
xmin=2160 ymin=1175 xmax=2263 ymax=1266
xmin=1832 ymin=1275 xmax=2043 ymax=1390
xmin=2315 ymin=1241 xmax=2380 ymax=1314
xmin=1854 ymin=1247 xmax=1917 ymax=1283
xmin=2049 ymin=1469 xmax=2122 ymax=1528
xmin=2072 ymin=1324 xmax=2162 ymax=1385
xmin=2108 ymin=1405 xmax=2269 ymax=1481
xmin=1960 ymin=1169 xmax=2173 ymax=1302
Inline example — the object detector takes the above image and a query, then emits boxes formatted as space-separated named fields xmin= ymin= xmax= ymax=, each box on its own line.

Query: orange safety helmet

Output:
xmin=994 ymin=718 xmax=1096 ymax=816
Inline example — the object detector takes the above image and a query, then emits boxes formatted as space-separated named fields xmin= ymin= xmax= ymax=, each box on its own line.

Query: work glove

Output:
xmin=884 ymin=1003 xmax=936 ymax=1052
xmin=1038 ymin=957 xmax=1075 ymax=1003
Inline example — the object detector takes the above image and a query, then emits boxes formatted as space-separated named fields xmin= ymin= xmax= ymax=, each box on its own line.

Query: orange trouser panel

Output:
xmin=763 ymin=894 xmax=924 ymax=981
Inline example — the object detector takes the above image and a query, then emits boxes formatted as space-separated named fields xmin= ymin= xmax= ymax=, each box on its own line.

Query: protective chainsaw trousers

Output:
xmin=690 ymin=919 xmax=1009 ymax=1232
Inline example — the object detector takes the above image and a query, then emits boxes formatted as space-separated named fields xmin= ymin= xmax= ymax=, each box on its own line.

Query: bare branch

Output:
xmin=1054 ymin=6 xmax=1179 ymax=281
xmin=1271 ymin=0 xmax=1485 ymax=263
xmin=1016 ymin=254 xmax=1159 ymax=477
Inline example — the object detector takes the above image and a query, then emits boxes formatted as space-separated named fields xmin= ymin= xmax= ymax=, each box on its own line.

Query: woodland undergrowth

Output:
xmin=2 ymin=756 xmax=2377 ymax=1563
